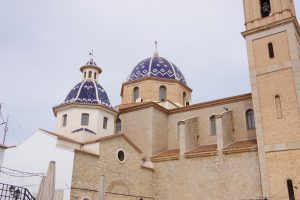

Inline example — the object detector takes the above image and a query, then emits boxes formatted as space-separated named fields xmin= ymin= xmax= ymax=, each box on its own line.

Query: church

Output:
xmin=1 ymin=0 xmax=300 ymax=199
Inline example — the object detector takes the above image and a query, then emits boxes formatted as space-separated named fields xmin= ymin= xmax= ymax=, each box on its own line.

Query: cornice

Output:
xmin=242 ymin=16 xmax=300 ymax=37
xmin=52 ymin=102 xmax=118 ymax=117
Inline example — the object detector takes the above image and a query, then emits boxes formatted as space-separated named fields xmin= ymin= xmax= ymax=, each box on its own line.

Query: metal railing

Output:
xmin=0 ymin=183 xmax=35 ymax=200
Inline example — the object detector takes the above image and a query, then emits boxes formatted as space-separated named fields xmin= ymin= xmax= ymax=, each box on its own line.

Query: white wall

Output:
xmin=0 ymin=130 xmax=74 ymax=200
xmin=55 ymin=106 xmax=115 ymax=142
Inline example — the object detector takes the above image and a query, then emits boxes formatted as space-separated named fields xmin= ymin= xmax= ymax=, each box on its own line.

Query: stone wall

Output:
xmin=71 ymin=136 xmax=154 ymax=200
xmin=153 ymin=152 xmax=262 ymax=200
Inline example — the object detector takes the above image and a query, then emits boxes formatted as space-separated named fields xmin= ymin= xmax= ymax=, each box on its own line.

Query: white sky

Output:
xmin=1 ymin=1 xmax=299 ymax=145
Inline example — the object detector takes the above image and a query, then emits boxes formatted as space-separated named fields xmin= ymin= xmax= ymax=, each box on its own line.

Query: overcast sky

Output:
xmin=1 ymin=1 xmax=299 ymax=145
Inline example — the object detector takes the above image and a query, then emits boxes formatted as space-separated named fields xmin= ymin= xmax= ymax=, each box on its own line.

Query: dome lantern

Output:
xmin=80 ymin=58 xmax=102 ymax=81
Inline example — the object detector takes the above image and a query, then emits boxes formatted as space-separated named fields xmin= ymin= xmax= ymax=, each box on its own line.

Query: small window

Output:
xmin=116 ymin=118 xmax=122 ymax=133
xmin=275 ymin=95 xmax=283 ymax=118
xmin=260 ymin=0 xmax=271 ymax=18
xmin=133 ymin=87 xmax=139 ymax=102
xmin=210 ymin=116 xmax=216 ymax=136
xmin=82 ymin=198 xmax=90 ymax=200
xmin=246 ymin=109 xmax=255 ymax=130
xmin=183 ymin=92 xmax=187 ymax=106
xmin=62 ymin=114 xmax=67 ymax=127
xmin=94 ymin=72 xmax=97 ymax=79
xmin=81 ymin=113 xmax=89 ymax=126
xmin=88 ymin=71 xmax=92 ymax=78
xmin=84 ymin=72 xmax=87 ymax=78
xmin=287 ymin=179 xmax=295 ymax=200
xmin=117 ymin=150 xmax=126 ymax=163
xmin=103 ymin=117 xmax=108 ymax=129
xmin=159 ymin=86 xmax=167 ymax=101
xmin=268 ymin=43 xmax=274 ymax=58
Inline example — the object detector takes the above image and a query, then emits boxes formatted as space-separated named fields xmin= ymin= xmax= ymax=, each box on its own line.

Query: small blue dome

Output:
xmin=64 ymin=80 xmax=112 ymax=108
xmin=127 ymin=56 xmax=187 ymax=84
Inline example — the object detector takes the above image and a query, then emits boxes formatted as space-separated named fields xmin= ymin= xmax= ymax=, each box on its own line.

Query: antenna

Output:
xmin=89 ymin=50 xmax=95 ymax=58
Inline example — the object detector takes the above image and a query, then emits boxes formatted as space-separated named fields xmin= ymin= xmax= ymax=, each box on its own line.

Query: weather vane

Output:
xmin=154 ymin=41 xmax=158 ymax=51
xmin=89 ymin=50 xmax=95 ymax=57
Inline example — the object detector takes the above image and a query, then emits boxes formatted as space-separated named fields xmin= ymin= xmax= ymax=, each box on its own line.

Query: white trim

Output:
xmin=92 ymin=81 xmax=100 ymax=104
xmin=116 ymin=149 xmax=126 ymax=164
xmin=148 ymin=56 xmax=155 ymax=77
xmin=75 ymin=80 xmax=87 ymax=101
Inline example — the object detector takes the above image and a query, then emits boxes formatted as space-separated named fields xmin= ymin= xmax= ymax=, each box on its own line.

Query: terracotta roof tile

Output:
xmin=185 ymin=144 xmax=217 ymax=154
xmin=223 ymin=139 xmax=257 ymax=154
xmin=151 ymin=149 xmax=179 ymax=162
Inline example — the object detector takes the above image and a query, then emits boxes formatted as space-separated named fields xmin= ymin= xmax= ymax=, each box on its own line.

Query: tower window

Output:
xmin=210 ymin=116 xmax=216 ymax=136
xmin=268 ymin=43 xmax=275 ymax=58
xmin=62 ymin=114 xmax=67 ymax=127
xmin=246 ymin=109 xmax=255 ymax=130
xmin=159 ymin=86 xmax=167 ymax=101
xmin=275 ymin=95 xmax=283 ymax=118
xmin=84 ymin=72 xmax=87 ymax=78
xmin=103 ymin=117 xmax=108 ymax=129
xmin=116 ymin=118 xmax=122 ymax=133
xmin=88 ymin=71 xmax=92 ymax=78
xmin=260 ymin=0 xmax=271 ymax=18
xmin=183 ymin=92 xmax=187 ymax=106
xmin=81 ymin=113 xmax=89 ymax=126
xmin=133 ymin=87 xmax=139 ymax=102
xmin=287 ymin=179 xmax=295 ymax=200
xmin=94 ymin=72 xmax=97 ymax=79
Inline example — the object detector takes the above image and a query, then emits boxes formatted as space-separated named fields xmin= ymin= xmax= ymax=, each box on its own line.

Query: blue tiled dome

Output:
xmin=127 ymin=56 xmax=187 ymax=84
xmin=64 ymin=80 xmax=112 ymax=108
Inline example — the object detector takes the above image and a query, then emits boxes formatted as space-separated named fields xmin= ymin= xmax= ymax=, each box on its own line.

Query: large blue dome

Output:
xmin=127 ymin=56 xmax=187 ymax=84
xmin=64 ymin=80 xmax=112 ymax=108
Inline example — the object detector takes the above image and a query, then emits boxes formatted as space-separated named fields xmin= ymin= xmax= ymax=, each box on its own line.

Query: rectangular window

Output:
xmin=81 ymin=113 xmax=89 ymax=126
xmin=275 ymin=95 xmax=283 ymax=119
xmin=103 ymin=117 xmax=108 ymax=129
xmin=62 ymin=114 xmax=67 ymax=127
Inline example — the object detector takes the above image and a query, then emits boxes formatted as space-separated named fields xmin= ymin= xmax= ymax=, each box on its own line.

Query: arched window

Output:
xmin=268 ymin=42 xmax=274 ymax=58
xmin=287 ymin=179 xmax=295 ymax=200
xmin=82 ymin=197 xmax=90 ymax=200
xmin=275 ymin=95 xmax=283 ymax=119
xmin=210 ymin=116 xmax=216 ymax=136
xmin=62 ymin=114 xmax=67 ymax=127
xmin=260 ymin=0 xmax=271 ymax=17
xmin=159 ymin=86 xmax=167 ymax=101
xmin=81 ymin=113 xmax=89 ymax=126
xmin=88 ymin=71 xmax=92 ymax=78
xmin=94 ymin=72 xmax=97 ymax=79
xmin=116 ymin=118 xmax=122 ymax=133
xmin=84 ymin=72 xmax=87 ymax=78
xmin=133 ymin=87 xmax=139 ymax=102
xmin=246 ymin=109 xmax=255 ymax=130
xmin=103 ymin=117 xmax=108 ymax=129
xmin=183 ymin=92 xmax=187 ymax=105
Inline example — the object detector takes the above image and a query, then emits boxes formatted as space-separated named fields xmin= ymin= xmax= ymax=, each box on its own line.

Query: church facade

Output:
xmin=49 ymin=0 xmax=300 ymax=199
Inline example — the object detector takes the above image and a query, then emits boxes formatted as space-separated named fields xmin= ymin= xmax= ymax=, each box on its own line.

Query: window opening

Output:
xmin=268 ymin=43 xmax=275 ymax=58
xmin=62 ymin=114 xmax=67 ymax=127
xmin=159 ymin=86 xmax=167 ymax=101
xmin=287 ymin=179 xmax=295 ymax=200
xmin=261 ymin=0 xmax=271 ymax=17
xmin=210 ymin=116 xmax=216 ymax=136
xmin=133 ymin=87 xmax=140 ymax=102
xmin=94 ymin=72 xmax=97 ymax=79
xmin=103 ymin=117 xmax=108 ymax=129
xmin=275 ymin=95 xmax=283 ymax=118
xmin=81 ymin=113 xmax=89 ymax=126
xmin=246 ymin=109 xmax=256 ymax=129
xmin=88 ymin=71 xmax=92 ymax=78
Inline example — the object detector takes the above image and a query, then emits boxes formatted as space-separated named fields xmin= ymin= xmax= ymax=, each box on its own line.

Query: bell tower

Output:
xmin=242 ymin=0 xmax=300 ymax=199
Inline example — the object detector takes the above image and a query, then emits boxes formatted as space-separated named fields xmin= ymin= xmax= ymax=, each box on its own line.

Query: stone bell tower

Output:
xmin=242 ymin=0 xmax=300 ymax=199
